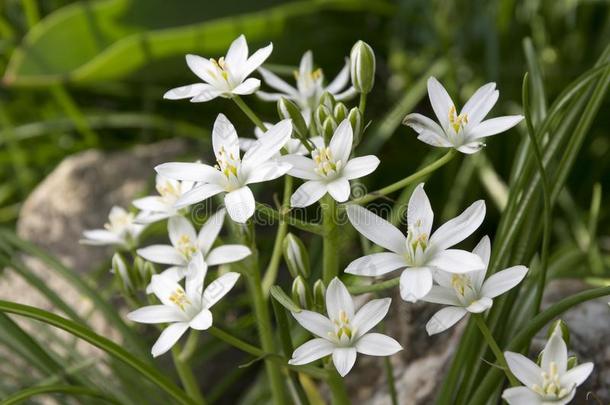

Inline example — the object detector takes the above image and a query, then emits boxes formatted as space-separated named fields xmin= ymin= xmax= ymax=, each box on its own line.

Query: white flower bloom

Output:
xmin=289 ymin=278 xmax=402 ymax=376
xmin=257 ymin=51 xmax=356 ymax=121
xmin=137 ymin=209 xmax=250 ymax=286
xmin=155 ymin=114 xmax=292 ymax=223
xmin=239 ymin=122 xmax=324 ymax=157
xmin=403 ymin=77 xmax=524 ymax=154
xmin=163 ymin=35 xmax=272 ymax=102
xmin=345 ymin=183 xmax=486 ymax=303
xmin=286 ymin=120 xmax=379 ymax=207
xmin=503 ymin=324 xmax=594 ymax=405
xmin=127 ymin=252 xmax=240 ymax=357
xmin=133 ymin=175 xmax=195 ymax=224
xmin=81 ymin=206 xmax=145 ymax=249
xmin=422 ymin=236 xmax=528 ymax=335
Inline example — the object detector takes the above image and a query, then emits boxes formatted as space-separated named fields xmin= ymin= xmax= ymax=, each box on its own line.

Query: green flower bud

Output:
xmin=270 ymin=285 xmax=301 ymax=312
xmin=322 ymin=116 xmax=337 ymax=145
xmin=567 ymin=356 xmax=578 ymax=370
xmin=333 ymin=103 xmax=348 ymax=122
xmin=112 ymin=253 xmax=132 ymax=292
xmin=350 ymin=40 xmax=376 ymax=94
xmin=319 ymin=91 xmax=336 ymax=110
xmin=313 ymin=279 xmax=326 ymax=312
xmin=282 ymin=233 xmax=310 ymax=279
xmin=348 ymin=107 xmax=364 ymax=145
xmin=314 ymin=104 xmax=331 ymax=132
xmin=277 ymin=97 xmax=308 ymax=139
xmin=292 ymin=276 xmax=311 ymax=308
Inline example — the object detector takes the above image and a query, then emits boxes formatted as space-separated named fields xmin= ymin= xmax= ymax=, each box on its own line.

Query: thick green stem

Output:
xmin=171 ymin=346 xmax=207 ymax=405
xmin=472 ymin=314 xmax=519 ymax=387
xmin=241 ymin=222 xmax=286 ymax=404
xmin=358 ymin=93 xmax=367 ymax=115
xmin=262 ymin=176 xmax=293 ymax=292
xmin=233 ymin=95 xmax=267 ymax=131
xmin=326 ymin=368 xmax=350 ymax=405
xmin=322 ymin=196 xmax=339 ymax=284
xmin=348 ymin=276 xmax=399 ymax=294
xmin=255 ymin=202 xmax=323 ymax=234
xmin=354 ymin=149 xmax=456 ymax=204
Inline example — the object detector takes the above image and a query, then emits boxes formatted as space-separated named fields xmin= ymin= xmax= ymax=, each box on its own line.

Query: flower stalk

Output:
xmin=233 ymin=95 xmax=267 ymax=131
xmin=171 ymin=346 xmax=207 ymax=405
xmin=322 ymin=195 xmax=339 ymax=283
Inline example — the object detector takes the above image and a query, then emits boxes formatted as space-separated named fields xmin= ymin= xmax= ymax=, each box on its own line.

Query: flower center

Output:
xmin=169 ymin=287 xmax=191 ymax=311
xmin=177 ymin=234 xmax=198 ymax=259
xmin=451 ymin=274 xmax=472 ymax=296
xmin=313 ymin=147 xmax=342 ymax=178
xmin=532 ymin=361 xmax=572 ymax=399
xmin=104 ymin=211 xmax=134 ymax=234
xmin=210 ymin=57 xmax=230 ymax=81
xmin=448 ymin=105 xmax=469 ymax=133
xmin=330 ymin=310 xmax=355 ymax=344
xmin=157 ymin=180 xmax=180 ymax=200
xmin=405 ymin=226 xmax=428 ymax=266
xmin=215 ymin=146 xmax=240 ymax=181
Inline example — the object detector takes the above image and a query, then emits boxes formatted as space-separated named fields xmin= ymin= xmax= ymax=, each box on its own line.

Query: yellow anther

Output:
xmin=313 ymin=147 xmax=339 ymax=177
xmin=451 ymin=274 xmax=470 ymax=297
xmin=169 ymin=288 xmax=190 ymax=311
xmin=448 ymin=105 xmax=469 ymax=133
xmin=177 ymin=234 xmax=197 ymax=258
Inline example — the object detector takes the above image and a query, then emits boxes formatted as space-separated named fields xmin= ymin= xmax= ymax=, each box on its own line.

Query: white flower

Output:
xmin=289 ymin=278 xmax=402 ymax=377
xmin=403 ymin=77 xmax=524 ymax=154
xmin=127 ymin=252 xmax=240 ymax=357
xmin=239 ymin=122 xmax=324 ymax=157
xmin=155 ymin=114 xmax=292 ymax=223
xmin=81 ymin=206 xmax=145 ymax=249
xmin=422 ymin=236 xmax=528 ymax=335
xmin=503 ymin=324 xmax=594 ymax=405
xmin=133 ymin=175 xmax=195 ymax=224
xmin=286 ymin=120 xmax=379 ymax=207
xmin=163 ymin=35 xmax=272 ymax=102
xmin=257 ymin=51 xmax=356 ymax=121
xmin=345 ymin=183 xmax=486 ymax=303
xmin=137 ymin=209 xmax=250 ymax=286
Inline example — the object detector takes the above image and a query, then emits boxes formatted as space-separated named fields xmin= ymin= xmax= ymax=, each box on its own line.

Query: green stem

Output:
xmin=347 ymin=276 xmax=399 ymax=294
xmin=472 ymin=314 xmax=519 ymax=387
xmin=326 ymin=368 xmax=350 ymax=405
xmin=358 ymin=93 xmax=367 ymax=115
xmin=322 ymin=195 xmax=339 ymax=284
xmin=241 ymin=222 xmax=286 ymax=404
xmin=262 ymin=176 xmax=293 ymax=293
xmin=380 ymin=321 xmax=398 ymax=405
xmin=255 ymin=202 xmax=323 ymax=234
xmin=354 ymin=149 xmax=456 ymax=204
xmin=171 ymin=346 xmax=207 ymax=405
xmin=233 ymin=95 xmax=267 ymax=131
xmin=179 ymin=330 xmax=200 ymax=362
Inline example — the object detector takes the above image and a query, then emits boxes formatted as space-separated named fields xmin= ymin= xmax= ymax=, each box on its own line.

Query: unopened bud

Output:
xmin=313 ymin=279 xmax=326 ymax=311
xmin=319 ymin=91 xmax=336 ymax=110
xmin=112 ymin=253 xmax=132 ymax=292
xmin=322 ymin=117 xmax=337 ymax=145
xmin=350 ymin=40 xmax=376 ymax=94
xmin=333 ymin=103 xmax=348 ymax=122
xmin=278 ymin=97 xmax=308 ymax=139
xmin=549 ymin=319 xmax=570 ymax=346
xmin=283 ymin=233 xmax=310 ymax=279
xmin=292 ymin=276 xmax=311 ymax=308
xmin=315 ymin=105 xmax=331 ymax=131
xmin=348 ymin=107 xmax=364 ymax=145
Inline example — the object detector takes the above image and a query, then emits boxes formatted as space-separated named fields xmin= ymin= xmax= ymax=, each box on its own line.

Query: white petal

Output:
xmin=81 ymin=230 xmax=123 ymax=245
xmin=185 ymin=252 xmax=207 ymax=300
xmin=283 ymin=155 xmax=318 ymax=180
xmin=175 ymin=183 xmax=224 ymax=208
xmin=189 ymin=309 xmax=213 ymax=330
xmin=465 ymin=297 xmax=493 ymax=313
xmin=461 ymin=83 xmax=498 ymax=126
xmin=472 ymin=235 xmax=491 ymax=271
xmin=329 ymin=120 xmax=353 ymax=164
xmin=342 ymin=155 xmax=380 ymax=180
xmin=408 ymin=183 xmax=434 ymax=237
xmin=505 ymin=352 xmax=543 ymax=387
xmin=137 ymin=245 xmax=185 ymax=266
xmin=469 ymin=115 xmax=524 ymax=140
xmin=402 ymin=113 xmax=447 ymax=139
xmin=185 ymin=54 xmax=216 ymax=83
xmin=352 ymin=298 xmax=391 ymax=336
xmin=346 ymin=205 xmax=407 ymax=254
xmin=456 ymin=142 xmax=484 ymax=154
xmin=225 ymin=35 xmax=248 ymax=67
xmin=430 ymin=200 xmax=486 ymax=251
xmin=345 ymin=252 xmax=406 ymax=277
xmin=155 ymin=162 xmax=222 ymax=183
xmin=135 ymin=211 xmax=171 ymax=225
xmin=245 ymin=161 xmax=292 ymax=184
xmin=326 ymin=60 xmax=350 ymax=94
xmin=151 ymin=322 xmax=189 ymax=358
xmin=148 ymin=273 xmax=184 ymax=306
xmin=417 ymin=130 xmax=453 ymax=148
xmin=334 ymin=86 xmax=357 ymax=101
xmin=426 ymin=306 xmax=467 ymax=335
xmin=163 ymin=83 xmax=213 ymax=100
xmin=326 ymin=278 xmax=354 ymax=320
xmin=190 ymin=88 xmax=222 ymax=102
xmin=427 ymin=77 xmax=455 ymax=131
xmin=238 ymin=137 xmax=257 ymax=152
xmin=327 ymin=177 xmax=351 ymax=202
xmin=421 ymin=286 xmax=461 ymax=306
xmin=560 ymin=363 xmax=593 ymax=388
xmin=355 ymin=333 xmax=402 ymax=356
xmin=541 ymin=325 xmax=567 ymax=374
xmin=212 ymin=114 xmax=240 ymax=162
xmin=132 ymin=196 xmax=167 ymax=212
xmin=127 ymin=305 xmax=185 ymax=324
xmin=197 ymin=209 xmax=225 ymax=255
xmin=224 ymin=186 xmax=255 ymax=223
xmin=206 ymin=245 xmax=251 ymax=266
xmin=332 ymin=348 xmax=357 ymax=377
xmin=258 ymin=67 xmax=298 ymax=96
xmin=232 ymin=78 xmax=261 ymax=95
xmin=289 ymin=338 xmax=334 ymax=365
xmin=292 ymin=310 xmax=333 ymax=338
xmin=399 ymin=267 xmax=433 ymax=303
xmin=202 ymin=272 xmax=240 ymax=308
xmin=480 ymin=265 xmax=528 ymax=298
xmin=168 ymin=216 xmax=197 ymax=248
xmin=290 ymin=180 xmax=327 ymax=208
xmin=299 ymin=51 xmax=313 ymax=76
xmin=256 ymin=91 xmax=286 ymax=102
xmin=242 ymin=120 xmax=292 ymax=168
xmin=428 ymin=249 xmax=486 ymax=273
xmin=241 ymin=43 xmax=273 ymax=78
xmin=501 ymin=387 xmax=542 ymax=405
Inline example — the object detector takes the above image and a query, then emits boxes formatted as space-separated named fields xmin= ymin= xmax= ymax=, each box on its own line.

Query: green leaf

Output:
xmin=2 ymin=384 xmax=121 ymax=405
xmin=270 ymin=285 xmax=301 ymax=313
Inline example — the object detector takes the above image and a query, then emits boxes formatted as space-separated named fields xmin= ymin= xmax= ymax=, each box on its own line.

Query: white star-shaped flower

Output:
xmin=346 ymin=183 xmax=486 ymax=302
xmin=163 ymin=35 xmax=272 ymax=102
xmin=403 ymin=77 xmax=523 ymax=154
xmin=155 ymin=114 xmax=292 ymax=223
xmin=503 ymin=324 xmax=594 ymax=405
xmin=127 ymin=253 xmax=240 ymax=357
xmin=289 ymin=278 xmax=402 ymax=376
xmin=81 ymin=206 xmax=145 ymax=249
xmin=286 ymin=120 xmax=379 ymax=207
xmin=133 ymin=175 xmax=195 ymax=224
xmin=423 ymin=236 xmax=528 ymax=335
